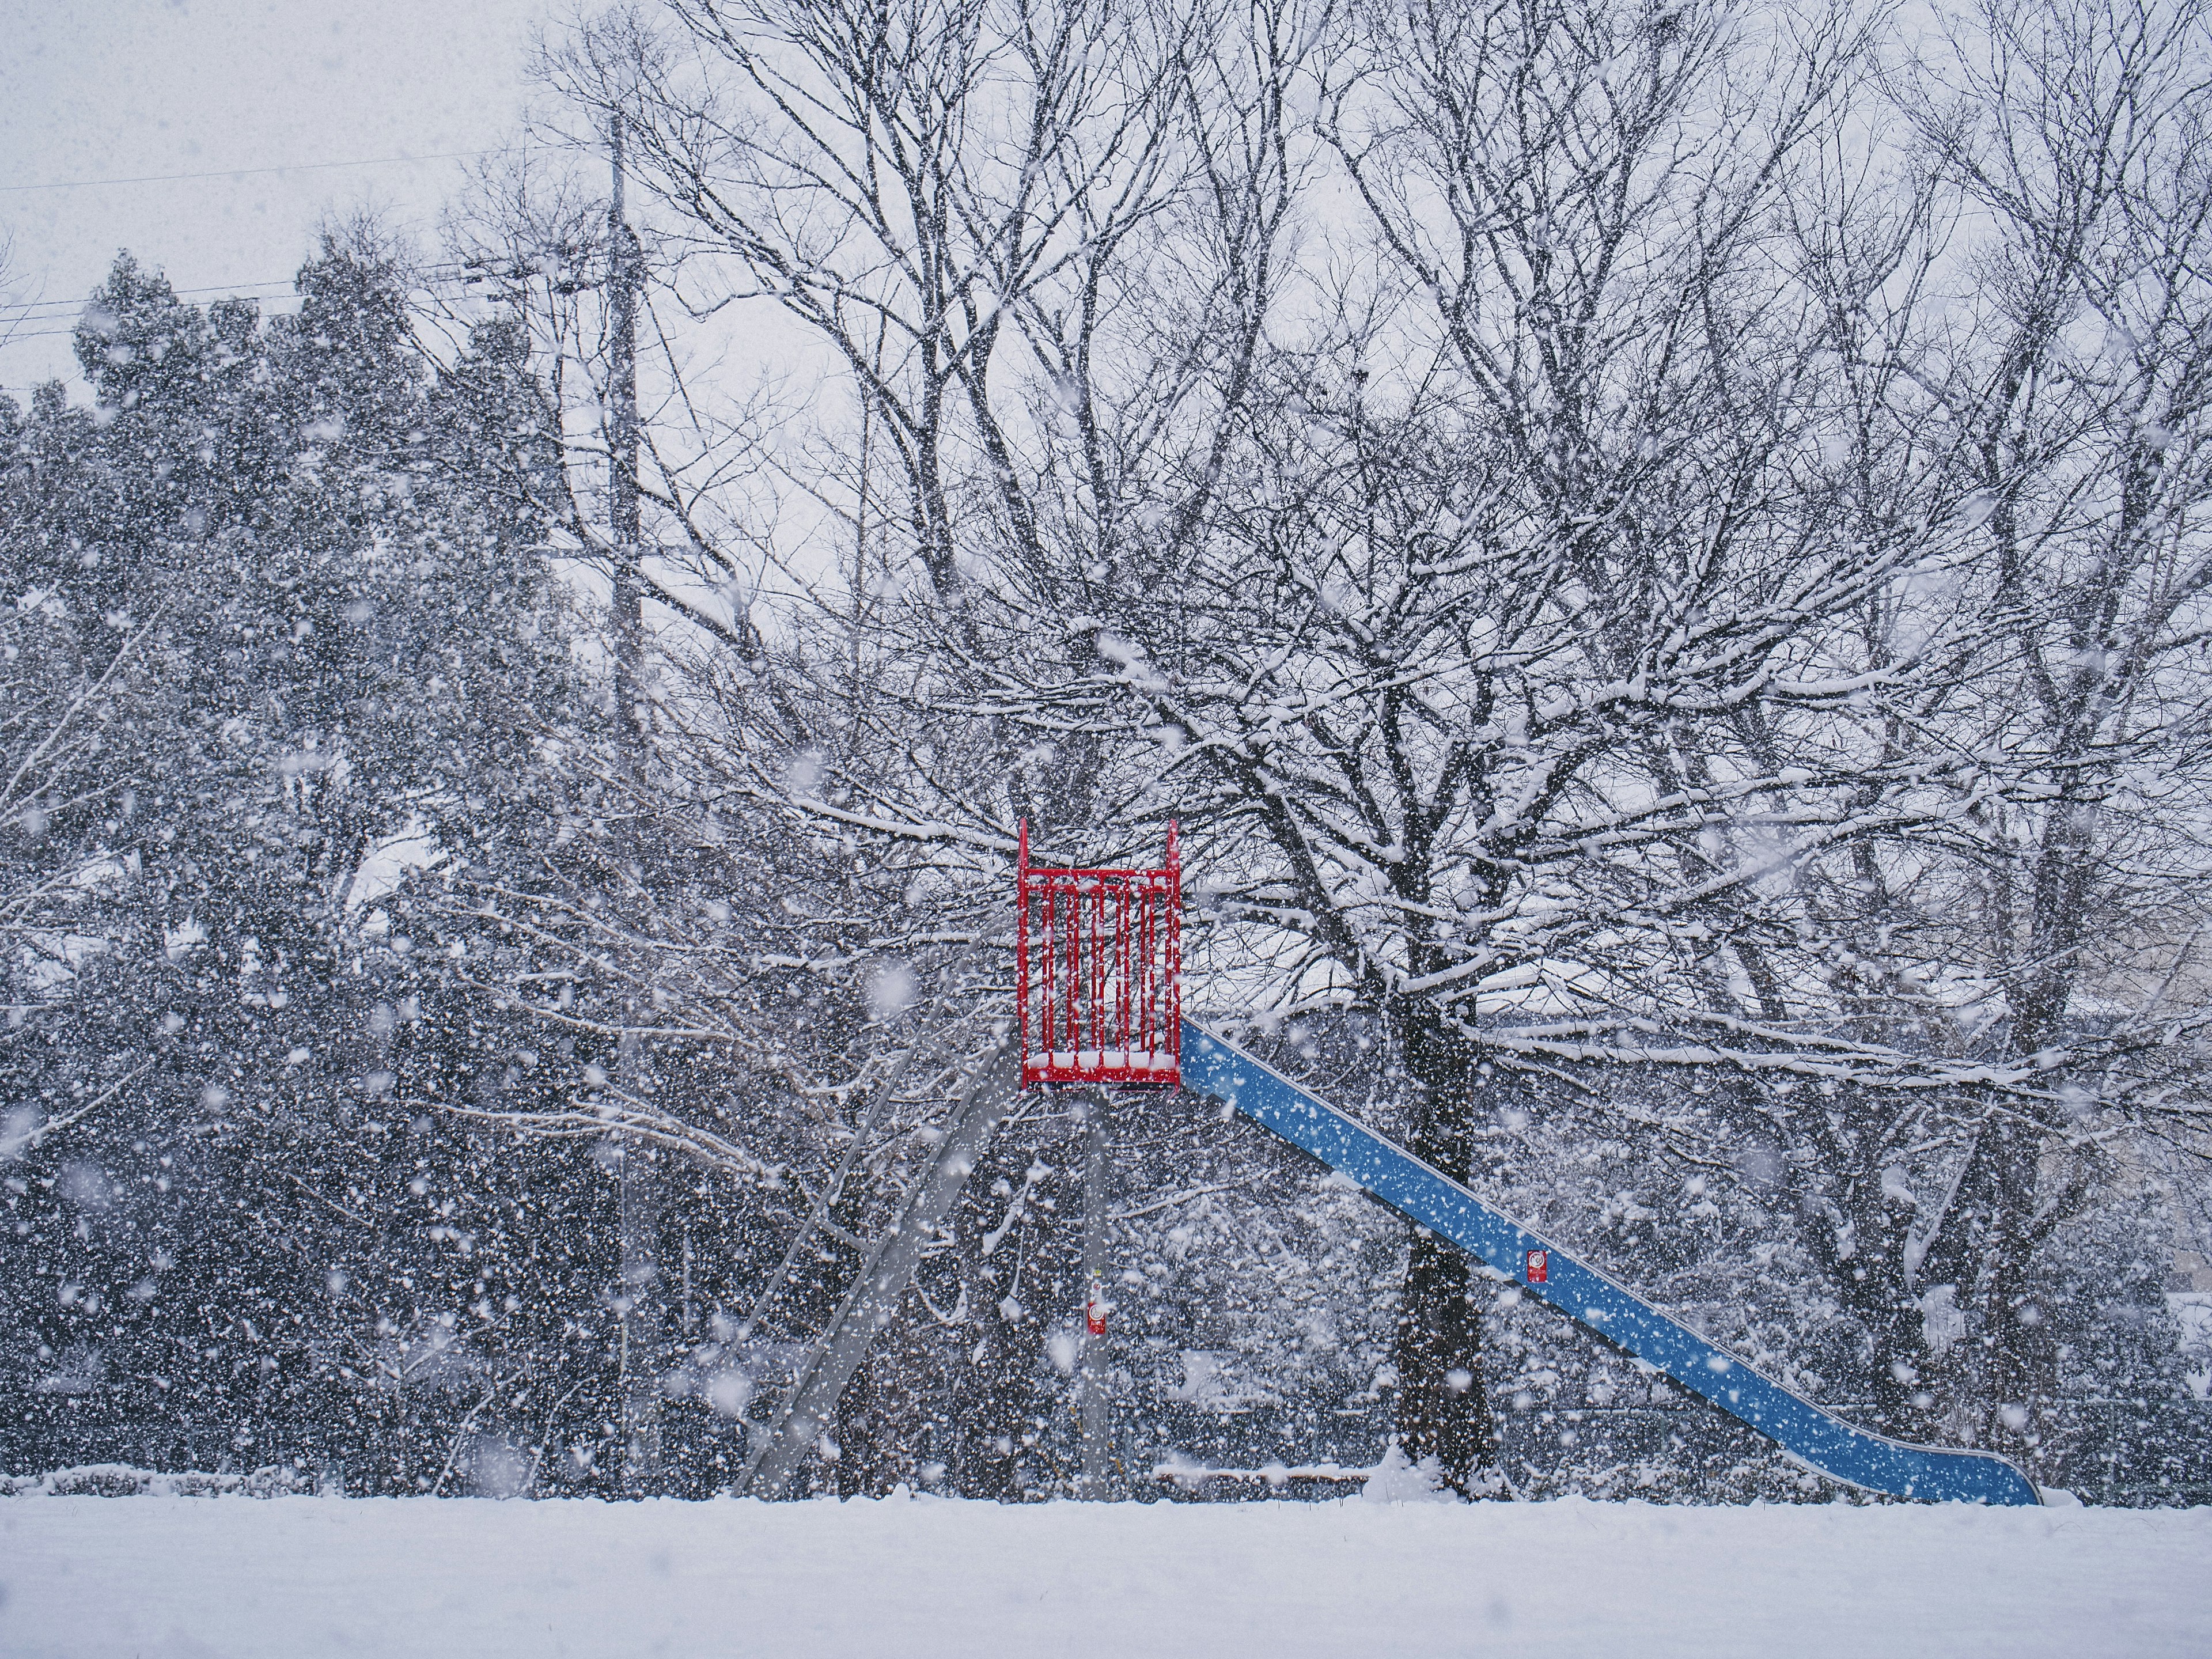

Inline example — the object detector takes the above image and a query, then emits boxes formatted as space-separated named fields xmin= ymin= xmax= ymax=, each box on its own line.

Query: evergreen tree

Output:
xmin=0 ymin=237 xmax=620 ymax=1490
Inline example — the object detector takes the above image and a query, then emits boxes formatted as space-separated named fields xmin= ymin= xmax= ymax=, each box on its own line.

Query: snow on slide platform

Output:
xmin=3 ymin=1491 xmax=2205 ymax=1658
xmin=1181 ymin=1021 xmax=2043 ymax=1506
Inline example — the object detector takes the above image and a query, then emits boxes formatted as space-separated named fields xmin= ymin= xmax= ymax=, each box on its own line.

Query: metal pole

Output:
xmin=1078 ymin=1088 xmax=1114 ymax=1498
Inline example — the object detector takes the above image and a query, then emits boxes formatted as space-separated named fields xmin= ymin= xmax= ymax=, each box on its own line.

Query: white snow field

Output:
xmin=2 ymin=1493 xmax=2206 ymax=1658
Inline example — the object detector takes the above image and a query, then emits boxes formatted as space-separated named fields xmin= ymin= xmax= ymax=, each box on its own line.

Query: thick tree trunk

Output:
xmin=1819 ymin=1135 xmax=1935 ymax=1440
xmin=1388 ymin=1012 xmax=1498 ymax=1497
xmin=1392 ymin=1228 xmax=1495 ymax=1494
xmin=1920 ymin=1114 xmax=2059 ymax=1464
xmin=617 ymin=1132 xmax=664 ymax=1494
xmin=950 ymin=1313 xmax=1036 ymax=1501
xmin=833 ymin=1339 xmax=921 ymax=1497
xmin=945 ymin=1129 xmax=1064 ymax=1500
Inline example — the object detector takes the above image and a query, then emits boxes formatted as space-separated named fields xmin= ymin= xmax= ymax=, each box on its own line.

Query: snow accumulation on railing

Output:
xmin=1039 ymin=1050 xmax=1180 ymax=1072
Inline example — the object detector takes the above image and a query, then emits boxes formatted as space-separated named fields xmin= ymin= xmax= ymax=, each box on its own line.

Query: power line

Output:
xmin=6 ymin=282 xmax=304 ymax=320
xmin=0 ymin=262 xmax=539 ymax=342
xmin=3 ymin=253 xmax=570 ymax=322
xmin=3 ymin=316 xmax=290 ymax=344
xmin=0 ymin=145 xmax=556 ymax=195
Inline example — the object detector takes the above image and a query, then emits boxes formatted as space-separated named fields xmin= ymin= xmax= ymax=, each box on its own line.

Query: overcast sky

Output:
xmin=1 ymin=0 xmax=555 ymax=394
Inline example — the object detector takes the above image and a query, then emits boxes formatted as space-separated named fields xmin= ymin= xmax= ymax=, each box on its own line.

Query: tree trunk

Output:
xmin=1388 ymin=1012 xmax=1497 ymax=1497
xmin=833 ymin=1340 xmax=912 ymax=1497
xmin=945 ymin=1128 xmax=1062 ymax=1500
xmin=1920 ymin=1113 xmax=2058 ymax=1463
xmin=618 ymin=1132 xmax=664 ymax=1494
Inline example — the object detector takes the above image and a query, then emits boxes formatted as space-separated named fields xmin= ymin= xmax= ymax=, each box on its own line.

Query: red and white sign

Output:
xmin=1085 ymin=1275 xmax=1108 ymax=1336
xmin=1525 ymin=1249 xmax=1548 ymax=1285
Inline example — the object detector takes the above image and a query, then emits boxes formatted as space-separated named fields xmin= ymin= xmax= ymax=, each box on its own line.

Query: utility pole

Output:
xmin=607 ymin=110 xmax=662 ymax=1498
xmin=608 ymin=111 xmax=645 ymax=755
xmin=1078 ymin=1089 xmax=1114 ymax=1497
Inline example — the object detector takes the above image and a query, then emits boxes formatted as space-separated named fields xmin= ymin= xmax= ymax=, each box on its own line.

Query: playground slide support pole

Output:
xmin=1078 ymin=1088 xmax=1114 ymax=1497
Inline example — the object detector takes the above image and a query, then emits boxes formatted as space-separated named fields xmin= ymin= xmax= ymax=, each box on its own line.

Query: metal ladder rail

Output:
xmin=1180 ymin=1021 xmax=2041 ymax=1506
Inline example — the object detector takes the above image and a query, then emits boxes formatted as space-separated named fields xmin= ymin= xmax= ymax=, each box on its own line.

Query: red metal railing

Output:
xmin=1016 ymin=820 xmax=1180 ymax=1088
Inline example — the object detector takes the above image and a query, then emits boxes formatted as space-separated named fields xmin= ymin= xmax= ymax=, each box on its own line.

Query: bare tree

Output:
xmin=1818 ymin=0 xmax=2212 ymax=1463
xmin=453 ymin=0 xmax=2212 ymax=1501
xmin=467 ymin=0 xmax=1325 ymax=1495
xmin=1032 ymin=0 xmax=1930 ymax=1495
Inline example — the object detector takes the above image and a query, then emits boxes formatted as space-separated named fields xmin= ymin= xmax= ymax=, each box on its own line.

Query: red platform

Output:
xmin=1015 ymin=821 xmax=1180 ymax=1088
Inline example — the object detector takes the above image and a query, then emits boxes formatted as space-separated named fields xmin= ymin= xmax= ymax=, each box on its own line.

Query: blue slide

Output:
xmin=1180 ymin=1022 xmax=2041 ymax=1505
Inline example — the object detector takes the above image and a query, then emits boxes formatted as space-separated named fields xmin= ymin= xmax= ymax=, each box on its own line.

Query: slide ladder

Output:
xmin=1181 ymin=1020 xmax=2042 ymax=1506
xmin=736 ymin=1038 xmax=1022 ymax=1500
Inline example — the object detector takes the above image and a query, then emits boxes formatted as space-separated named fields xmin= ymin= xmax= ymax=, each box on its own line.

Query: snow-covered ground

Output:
xmin=3 ymin=1493 xmax=2207 ymax=1658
